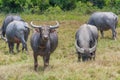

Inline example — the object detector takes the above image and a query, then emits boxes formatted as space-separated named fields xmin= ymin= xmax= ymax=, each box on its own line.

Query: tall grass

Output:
xmin=0 ymin=12 xmax=120 ymax=80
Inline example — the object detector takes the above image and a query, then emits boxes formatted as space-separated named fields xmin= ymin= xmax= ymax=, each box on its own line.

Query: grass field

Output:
xmin=0 ymin=12 xmax=120 ymax=80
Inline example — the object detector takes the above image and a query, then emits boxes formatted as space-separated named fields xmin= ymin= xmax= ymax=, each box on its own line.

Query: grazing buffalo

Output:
xmin=30 ymin=21 xmax=59 ymax=71
xmin=88 ymin=12 xmax=118 ymax=40
xmin=1 ymin=14 xmax=23 ymax=39
xmin=75 ymin=24 xmax=98 ymax=61
xmin=6 ymin=20 xmax=30 ymax=53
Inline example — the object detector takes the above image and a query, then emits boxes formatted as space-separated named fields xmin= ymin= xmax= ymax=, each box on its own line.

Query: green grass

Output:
xmin=0 ymin=12 xmax=120 ymax=80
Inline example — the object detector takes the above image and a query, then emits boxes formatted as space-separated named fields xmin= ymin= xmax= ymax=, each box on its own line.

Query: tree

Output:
xmin=1 ymin=0 xmax=26 ymax=13
xmin=49 ymin=0 xmax=76 ymax=11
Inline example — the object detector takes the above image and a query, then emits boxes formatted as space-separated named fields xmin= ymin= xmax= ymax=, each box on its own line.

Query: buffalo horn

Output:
xmin=1 ymin=35 xmax=7 ymax=42
xmin=30 ymin=21 xmax=42 ymax=28
xmin=50 ymin=21 xmax=59 ymax=29
xmin=75 ymin=41 xmax=84 ymax=53
xmin=89 ymin=40 xmax=97 ymax=53
xmin=24 ymin=22 xmax=32 ymax=29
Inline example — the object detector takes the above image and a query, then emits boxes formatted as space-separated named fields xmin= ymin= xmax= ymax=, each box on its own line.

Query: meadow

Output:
xmin=0 ymin=12 xmax=120 ymax=80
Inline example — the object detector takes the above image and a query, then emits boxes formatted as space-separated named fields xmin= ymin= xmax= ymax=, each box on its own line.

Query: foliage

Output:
xmin=44 ymin=6 xmax=63 ymax=14
xmin=104 ymin=0 xmax=120 ymax=14
xmin=49 ymin=0 xmax=76 ymax=11
xmin=0 ymin=0 xmax=120 ymax=14
xmin=74 ymin=1 xmax=99 ymax=14
xmin=78 ymin=0 xmax=105 ymax=8
xmin=1 ymin=0 xmax=26 ymax=13
xmin=59 ymin=0 xmax=76 ymax=11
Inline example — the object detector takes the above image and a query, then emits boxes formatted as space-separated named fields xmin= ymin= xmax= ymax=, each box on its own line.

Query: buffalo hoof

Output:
xmin=34 ymin=68 xmax=37 ymax=71
xmin=25 ymin=51 xmax=29 ymax=54
xmin=44 ymin=64 xmax=49 ymax=70
xmin=44 ymin=66 xmax=51 ymax=71
xmin=34 ymin=64 xmax=38 ymax=71
xmin=9 ymin=51 xmax=14 ymax=54
xmin=22 ymin=50 xmax=28 ymax=54
xmin=17 ymin=50 xmax=20 ymax=53
xmin=77 ymin=59 xmax=81 ymax=62
xmin=113 ymin=38 xmax=116 ymax=41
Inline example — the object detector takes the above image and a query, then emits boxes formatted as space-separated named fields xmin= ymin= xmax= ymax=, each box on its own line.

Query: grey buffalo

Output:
xmin=75 ymin=24 xmax=98 ymax=61
xmin=1 ymin=14 xmax=23 ymax=39
xmin=6 ymin=20 xmax=30 ymax=53
xmin=30 ymin=21 xmax=59 ymax=71
xmin=88 ymin=12 xmax=118 ymax=40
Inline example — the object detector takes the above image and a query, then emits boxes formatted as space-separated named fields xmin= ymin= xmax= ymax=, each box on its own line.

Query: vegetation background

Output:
xmin=0 ymin=0 xmax=120 ymax=14
xmin=0 ymin=0 xmax=120 ymax=80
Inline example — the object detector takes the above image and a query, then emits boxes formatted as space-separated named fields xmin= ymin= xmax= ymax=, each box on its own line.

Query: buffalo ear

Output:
xmin=35 ymin=28 xmax=40 ymax=32
xmin=50 ymin=29 xmax=56 ymax=33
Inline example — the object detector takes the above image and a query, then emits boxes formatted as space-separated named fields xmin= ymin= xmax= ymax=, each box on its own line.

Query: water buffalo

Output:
xmin=88 ymin=12 xmax=118 ymax=40
xmin=75 ymin=24 xmax=98 ymax=61
xmin=30 ymin=21 xmax=59 ymax=71
xmin=1 ymin=14 xmax=23 ymax=39
xmin=6 ymin=20 xmax=30 ymax=53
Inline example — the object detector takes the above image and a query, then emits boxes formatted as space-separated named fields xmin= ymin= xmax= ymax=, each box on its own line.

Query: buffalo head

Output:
xmin=75 ymin=40 xmax=97 ymax=61
xmin=30 ymin=21 xmax=59 ymax=41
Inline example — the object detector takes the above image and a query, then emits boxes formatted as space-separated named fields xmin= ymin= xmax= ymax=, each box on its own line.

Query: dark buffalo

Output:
xmin=1 ymin=14 xmax=23 ymax=39
xmin=30 ymin=21 xmax=59 ymax=71
xmin=6 ymin=20 xmax=30 ymax=53
xmin=88 ymin=12 xmax=118 ymax=40
xmin=75 ymin=24 xmax=98 ymax=61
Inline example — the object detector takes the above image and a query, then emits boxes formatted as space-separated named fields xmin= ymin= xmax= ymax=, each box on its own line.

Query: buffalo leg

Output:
xmin=93 ymin=52 xmax=96 ymax=61
xmin=82 ymin=56 xmax=86 ymax=62
xmin=2 ymin=31 xmax=5 ymax=37
xmin=16 ymin=43 xmax=20 ymax=52
xmin=8 ymin=42 xmax=14 ymax=53
xmin=11 ymin=43 xmax=14 ymax=53
xmin=43 ymin=54 xmax=50 ymax=69
xmin=100 ymin=30 xmax=104 ymax=38
xmin=21 ymin=37 xmax=28 ymax=52
xmin=78 ymin=53 xmax=81 ymax=62
xmin=22 ymin=43 xmax=28 ymax=51
xmin=90 ymin=52 xmax=95 ymax=61
xmin=8 ymin=42 xmax=12 ymax=53
xmin=34 ymin=54 xmax=38 ymax=71
xmin=112 ymin=29 xmax=116 ymax=40
xmin=89 ymin=57 xmax=92 ymax=60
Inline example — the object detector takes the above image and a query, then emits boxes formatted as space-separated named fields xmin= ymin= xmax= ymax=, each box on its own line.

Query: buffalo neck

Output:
xmin=39 ymin=34 xmax=49 ymax=48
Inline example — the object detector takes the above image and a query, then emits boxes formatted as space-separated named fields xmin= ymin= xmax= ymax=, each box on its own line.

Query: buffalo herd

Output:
xmin=0 ymin=12 xmax=118 ymax=71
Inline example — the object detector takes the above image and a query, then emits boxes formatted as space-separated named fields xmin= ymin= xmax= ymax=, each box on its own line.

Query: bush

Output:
xmin=74 ymin=1 xmax=98 ymax=14
xmin=104 ymin=0 xmax=120 ymax=14
xmin=0 ymin=0 xmax=50 ymax=14
xmin=1 ymin=0 xmax=26 ymax=13
xmin=44 ymin=6 xmax=63 ymax=14
xmin=29 ymin=0 xmax=50 ymax=14
xmin=49 ymin=0 xmax=76 ymax=11
xmin=60 ymin=0 xmax=76 ymax=11
xmin=0 ymin=0 xmax=120 ymax=14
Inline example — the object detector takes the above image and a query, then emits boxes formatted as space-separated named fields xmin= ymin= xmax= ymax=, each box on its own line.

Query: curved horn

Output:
xmin=89 ymin=40 xmax=97 ymax=53
xmin=30 ymin=21 xmax=42 ymax=28
xmin=24 ymin=22 xmax=32 ymax=29
xmin=1 ymin=35 xmax=8 ymax=42
xmin=0 ymin=28 xmax=7 ymax=42
xmin=75 ymin=40 xmax=84 ymax=53
xmin=50 ymin=21 xmax=59 ymax=29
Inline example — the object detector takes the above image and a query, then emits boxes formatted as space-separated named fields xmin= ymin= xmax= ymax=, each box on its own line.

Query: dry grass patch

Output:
xmin=0 ymin=14 xmax=119 ymax=80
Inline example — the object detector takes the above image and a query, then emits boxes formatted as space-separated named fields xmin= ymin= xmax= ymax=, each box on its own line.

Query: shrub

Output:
xmin=44 ymin=6 xmax=63 ymax=14
xmin=49 ymin=0 xmax=76 ymax=11
xmin=74 ymin=1 xmax=98 ymax=14
xmin=29 ymin=0 xmax=50 ymax=14
xmin=1 ymin=0 xmax=26 ymax=13
xmin=104 ymin=0 xmax=120 ymax=14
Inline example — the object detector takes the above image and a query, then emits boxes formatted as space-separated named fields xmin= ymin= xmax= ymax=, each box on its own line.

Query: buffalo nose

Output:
xmin=44 ymin=35 xmax=48 ymax=40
